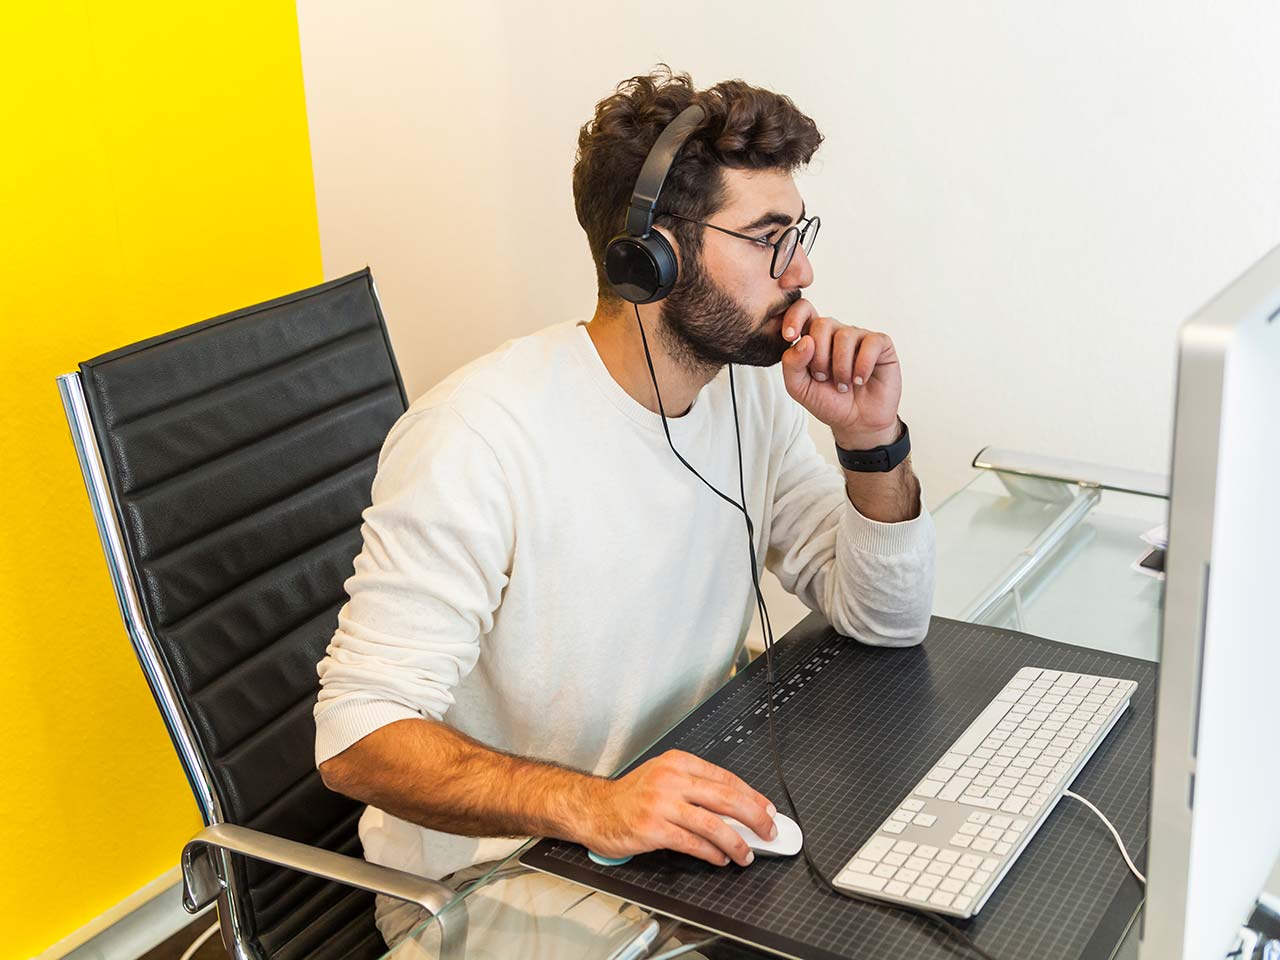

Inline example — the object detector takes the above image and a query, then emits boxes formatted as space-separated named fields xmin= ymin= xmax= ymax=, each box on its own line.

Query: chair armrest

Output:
xmin=182 ymin=822 xmax=466 ymax=955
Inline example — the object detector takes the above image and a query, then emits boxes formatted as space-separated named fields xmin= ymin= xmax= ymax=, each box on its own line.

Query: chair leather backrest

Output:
xmin=79 ymin=270 xmax=405 ymax=959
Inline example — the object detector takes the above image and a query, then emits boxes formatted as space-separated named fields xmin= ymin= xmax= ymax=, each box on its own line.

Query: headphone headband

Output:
xmin=624 ymin=104 xmax=706 ymax=237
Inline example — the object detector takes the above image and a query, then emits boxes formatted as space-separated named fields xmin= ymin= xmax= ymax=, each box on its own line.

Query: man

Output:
xmin=315 ymin=67 xmax=935 ymax=948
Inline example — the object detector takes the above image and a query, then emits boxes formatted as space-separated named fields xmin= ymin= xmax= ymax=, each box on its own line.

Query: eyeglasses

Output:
xmin=664 ymin=212 xmax=820 ymax=279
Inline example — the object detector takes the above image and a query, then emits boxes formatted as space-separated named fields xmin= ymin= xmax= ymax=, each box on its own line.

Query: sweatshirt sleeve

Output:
xmin=313 ymin=403 xmax=516 ymax=766
xmin=764 ymin=404 xmax=936 ymax=647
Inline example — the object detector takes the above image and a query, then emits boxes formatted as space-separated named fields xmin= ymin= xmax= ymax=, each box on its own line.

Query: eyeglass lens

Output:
xmin=770 ymin=218 xmax=821 ymax=279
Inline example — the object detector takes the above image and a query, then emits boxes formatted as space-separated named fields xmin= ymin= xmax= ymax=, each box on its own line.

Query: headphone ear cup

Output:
xmin=605 ymin=233 xmax=679 ymax=304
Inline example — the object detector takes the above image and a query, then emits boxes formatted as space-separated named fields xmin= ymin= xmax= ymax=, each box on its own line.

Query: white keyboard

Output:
xmin=834 ymin=667 xmax=1138 ymax=918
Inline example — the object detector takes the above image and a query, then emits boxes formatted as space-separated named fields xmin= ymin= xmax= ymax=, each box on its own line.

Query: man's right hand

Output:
xmin=580 ymin=749 xmax=778 ymax=867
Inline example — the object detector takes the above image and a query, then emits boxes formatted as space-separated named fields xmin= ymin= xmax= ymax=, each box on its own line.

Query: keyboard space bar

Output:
xmin=952 ymin=698 xmax=1015 ymax=755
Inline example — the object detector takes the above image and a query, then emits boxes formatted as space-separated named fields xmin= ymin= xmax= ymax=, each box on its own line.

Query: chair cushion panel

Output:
xmin=165 ymin=528 xmax=365 ymax=695
xmin=245 ymin=804 xmax=364 ymax=907
xmin=120 ymin=388 xmax=401 ymax=561
xmin=139 ymin=456 xmax=376 ymax=626
xmin=108 ymin=328 xmax=393 ymax=495
xmin=192 ymin=603 xmax=342 ymax=757
xmin=82 ymin=274 xmax=385 ymax=429
xmin=261 ymin=884 xmax=383 ymax=960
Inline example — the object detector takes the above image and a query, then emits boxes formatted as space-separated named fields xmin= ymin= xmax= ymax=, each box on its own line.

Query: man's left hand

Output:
xmin=779 ymin=298 xmax=902 ymax=450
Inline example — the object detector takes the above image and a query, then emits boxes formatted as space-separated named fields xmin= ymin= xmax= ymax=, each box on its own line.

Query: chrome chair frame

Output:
xmin=57 ymin=292 xmax=467 ymax=959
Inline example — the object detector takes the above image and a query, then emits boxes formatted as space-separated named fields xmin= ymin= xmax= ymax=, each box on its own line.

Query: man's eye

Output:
xmin=756 ymin=233 xmax=775 ymax=244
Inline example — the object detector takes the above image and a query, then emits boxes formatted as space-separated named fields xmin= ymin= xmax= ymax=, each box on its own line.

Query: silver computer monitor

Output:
xmin=1141 ymin=243 xmax=1280 ymax=959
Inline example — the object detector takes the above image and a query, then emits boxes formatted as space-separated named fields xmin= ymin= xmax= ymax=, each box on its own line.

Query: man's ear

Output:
xmin=653 ymin=223 xmax=682 ymax=270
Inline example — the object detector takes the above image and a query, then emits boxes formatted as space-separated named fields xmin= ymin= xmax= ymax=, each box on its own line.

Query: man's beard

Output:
xmin=657 ymin=254 xmax=799 ymax=374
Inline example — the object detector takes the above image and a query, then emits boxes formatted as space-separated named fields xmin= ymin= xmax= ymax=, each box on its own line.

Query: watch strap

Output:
xmin=836 ymin=419 xmax=910 ymax=473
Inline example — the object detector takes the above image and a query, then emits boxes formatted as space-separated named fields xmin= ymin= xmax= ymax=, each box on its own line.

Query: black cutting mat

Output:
xmin=522 ymin=615 xmax=1153 ymax=960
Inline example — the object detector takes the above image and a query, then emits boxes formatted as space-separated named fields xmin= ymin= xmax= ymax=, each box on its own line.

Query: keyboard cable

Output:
xmin=1063 ymin=789 xmax=1147 ymax=885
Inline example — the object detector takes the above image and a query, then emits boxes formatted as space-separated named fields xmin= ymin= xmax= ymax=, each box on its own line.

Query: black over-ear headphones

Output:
xmin=603 ymin=104 xmax=706 ymax=304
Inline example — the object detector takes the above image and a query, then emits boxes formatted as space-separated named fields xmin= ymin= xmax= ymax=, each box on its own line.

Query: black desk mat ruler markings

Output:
xmin=522 ymin=615 xmax=1154 ymax=960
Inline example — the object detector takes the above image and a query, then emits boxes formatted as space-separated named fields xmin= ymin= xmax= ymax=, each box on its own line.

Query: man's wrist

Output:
xmin=832 ymin=418 xmax=902 ymax=452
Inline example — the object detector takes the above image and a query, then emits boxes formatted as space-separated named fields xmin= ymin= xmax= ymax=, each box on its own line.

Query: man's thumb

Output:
xmin=781 ymin=335 xmax=814 ymax=395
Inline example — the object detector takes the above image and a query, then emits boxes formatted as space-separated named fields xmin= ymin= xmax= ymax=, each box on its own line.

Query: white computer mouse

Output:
xmin=721 ymin=812 xmax=803 ymax=857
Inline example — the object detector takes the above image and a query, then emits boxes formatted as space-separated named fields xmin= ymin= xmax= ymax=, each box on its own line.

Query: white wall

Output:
xmin=297 ymin=0 xmax=1280 ymax=634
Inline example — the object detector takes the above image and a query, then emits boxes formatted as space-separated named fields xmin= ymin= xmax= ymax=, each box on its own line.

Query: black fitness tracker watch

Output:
xmin=835 ymin=419 xmax=911 ymax=473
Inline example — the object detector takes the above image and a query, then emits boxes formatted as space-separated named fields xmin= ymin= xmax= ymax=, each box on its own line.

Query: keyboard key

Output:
xmin=940 ymin=877 xmax=965 ymax=894
xmin=930 ymin=891 xmax=955 ymax=908
xmin=1013 ymin=819 xmax=1029 ymax=831
xmin=850 ymin=859 xmax=878 ymax=874
xmin=950 ymin=866 xmax=974 ymax=882
xmin=883 ymin=821 xmax=906 ymax=834
xmin=989 ymin=815 xmax=1012 ymax=829
xmin=893 ymin=841 xmax=917 ymax=855
xmin=958 ymin=823 xmax=980 ymax=836
xmin=994 ymin=842 xmax=1012 ymax=855
xmin=873 ymin=864 xmax=896 ymax=879
xmin=937 ymin=849 xmax=960 ymax=864
xmin=959 ymin=853 xmax=983 ymax=868
xmin=886 ymin=880 xmax=910 ymax=896
xmin=840 ymin=871 xmax=886 ymax=891
xmin=937 ymin=753 xmax=966 ymax=770
xmin=973 ymin=870 xmax=992 ymax=884
xmin=954 ymin=896 xmax=973 ymax=912
xmin=926 ymin=861 xmax=949 ymax=877
xmin=980 ymin=826 xmax=1003 ymax=841
xmin=892 ymin=809 xmax=913 ymax=822
xmin=1002 ymin=829 xmax=1020 ymax=843
xmin=913 ymin=781 xmax=942 ymax=799
xmin=912 ymin=813 xmax=937 ymax=828
xmin=883 ymin=852 xmax=907 ymax=867
xmin=898 ymin=869 xmax=920 ymax=884
xmin=967 ymin=812 xmax=990 ymax=824
xmin=906 ymin=856 xmax=929 ymax=872
xmin=972 ymin=838 xmax=995 ymax=852
xmin=950 ymin=835 xmax=972 ymax=848
xmin=902 ymin=799 xmax=925 ymax=812
xmin=939 ymin=777 xmax=972 ymax=801
xmin=1000 ymin=797 xmax=1027 ymax=814
xmin=917 ymin=845 xmax=939 ymax=859
xmin=919 ymin=873 xmax=941 ymax=889
xmin=963 ymin=881 xmax=982 ymax=897
xmin=907 ymin=885 xmax=932 ymax=901
xmin=983 ymin=858 xmax=999 ymax=872
xmin=861 ymin=836 xmax=895 ymax=861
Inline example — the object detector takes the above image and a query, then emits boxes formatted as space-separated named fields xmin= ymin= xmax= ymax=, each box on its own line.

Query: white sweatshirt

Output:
xmin=314 ymin=319 xmax=936 ymax=886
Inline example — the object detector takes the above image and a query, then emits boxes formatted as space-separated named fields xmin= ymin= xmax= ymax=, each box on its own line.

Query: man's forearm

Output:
xmin=319 ymin=717 xmax=607 ymax=843
xmin=832 ymin=422 xmax=922 ymax=524
xmin=839 ymin=455 xmax=921 ymax=523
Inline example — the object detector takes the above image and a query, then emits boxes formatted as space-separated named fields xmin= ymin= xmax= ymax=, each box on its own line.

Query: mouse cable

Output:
xmin=1063 ymin=789 xmax=1146 ymax=885
xmin=635 ymin=306 xmax=1001 ymax=960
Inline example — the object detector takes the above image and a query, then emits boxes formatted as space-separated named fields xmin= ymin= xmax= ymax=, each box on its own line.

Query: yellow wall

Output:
xmin=0 ymin=4 xmax=322 ymax=955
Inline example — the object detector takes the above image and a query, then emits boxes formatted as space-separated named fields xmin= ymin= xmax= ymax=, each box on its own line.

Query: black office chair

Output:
xmin=58 ymin=270 xmax=466 ymax=960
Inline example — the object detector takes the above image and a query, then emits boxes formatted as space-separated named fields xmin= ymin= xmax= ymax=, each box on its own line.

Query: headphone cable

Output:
xmin=633 ymin=305 xmax=1001 ymax=960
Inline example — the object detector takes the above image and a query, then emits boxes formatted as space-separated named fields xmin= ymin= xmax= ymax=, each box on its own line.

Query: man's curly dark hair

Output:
xmin=573 ymin=65 xmax=823 ymax=302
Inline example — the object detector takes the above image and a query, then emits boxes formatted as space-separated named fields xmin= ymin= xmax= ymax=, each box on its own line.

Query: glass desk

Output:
xmin=382 ymin=459 xmax=1187 ymax=959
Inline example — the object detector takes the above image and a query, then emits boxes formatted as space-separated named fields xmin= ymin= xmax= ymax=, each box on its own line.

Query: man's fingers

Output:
xmin=805 ymin=315 xmax=835 ymax=382
xmin=832 ymin=327 xmax=864 ymax=392
xmin=673 ymin=804 xmax=754 ymax=866
xmin=781 ymin=335 xmax=815 ymax=399
xmin=669 ymin=753 xmax=773 ymax=811
xmin=854 ymin=333 xmax=895 ymax=385
xmin=681 ymin=779 xmax=777 ymax=845
xmin=780 ymin=298 xmax=817 ymax=343
xmin=661 ymin=824 xmax=734 ymax=867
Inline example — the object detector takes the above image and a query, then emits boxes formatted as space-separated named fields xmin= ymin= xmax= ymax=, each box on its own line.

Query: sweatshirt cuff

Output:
xmin=840 ymin=494 xmax=934 ymax=556
xmin=314 ymin=698 xmax=425 ymax=767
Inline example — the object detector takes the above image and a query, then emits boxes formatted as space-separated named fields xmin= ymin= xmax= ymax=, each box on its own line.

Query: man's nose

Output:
xmin=780 ymin=243 xmax=814 ymax=289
